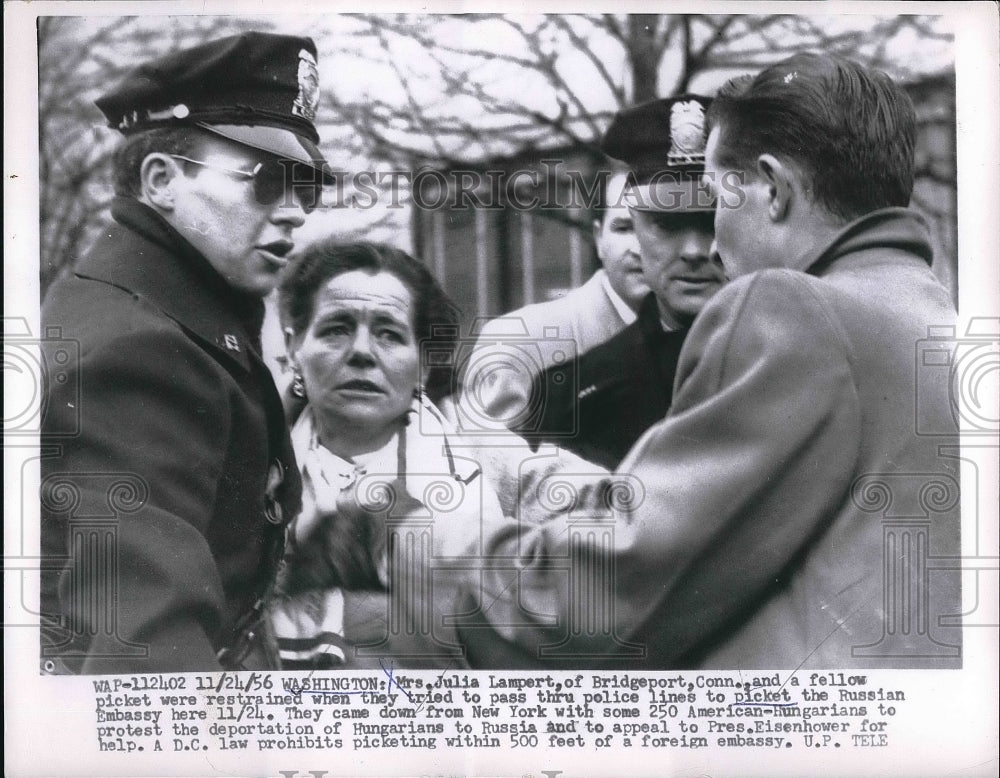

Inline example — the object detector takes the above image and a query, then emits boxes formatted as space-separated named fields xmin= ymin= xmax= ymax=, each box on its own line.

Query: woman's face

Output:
xmin=291 ymin=269 xmax=420 ymax=447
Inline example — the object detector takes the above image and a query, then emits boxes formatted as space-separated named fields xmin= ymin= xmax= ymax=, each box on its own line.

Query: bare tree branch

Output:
xmin=38 ymin=13 xmax=957 ymax=298
xmin=549 ymin=16 xmax=626 ymax=105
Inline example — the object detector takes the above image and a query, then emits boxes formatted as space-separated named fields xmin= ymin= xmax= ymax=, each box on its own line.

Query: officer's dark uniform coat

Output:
xmin=522 ymin=293 xmax=688 ymax=469
xmin=41 ymin=198 xmax=301 ymax=673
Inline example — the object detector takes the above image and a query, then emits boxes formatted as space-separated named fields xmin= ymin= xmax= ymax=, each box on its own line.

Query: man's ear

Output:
xmin=756 ymin=153 xmax=794 ymax=222
xmin=139 ymin=153 xmax=180 ymax=211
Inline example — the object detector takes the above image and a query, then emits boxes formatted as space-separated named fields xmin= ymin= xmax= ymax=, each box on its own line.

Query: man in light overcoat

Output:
xmin=412 ymin=52 xmax=962 ymax=670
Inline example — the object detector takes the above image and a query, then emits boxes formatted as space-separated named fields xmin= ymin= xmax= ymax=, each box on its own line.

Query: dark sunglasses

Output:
xmin=170 ymin=155 xmax=323 ymax=213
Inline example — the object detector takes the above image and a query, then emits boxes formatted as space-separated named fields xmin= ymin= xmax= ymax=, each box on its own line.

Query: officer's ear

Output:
xmin=139 ymin=153 xmax=182 ymax=211
xmin=756 ymin=153 xmax=794 ymax=223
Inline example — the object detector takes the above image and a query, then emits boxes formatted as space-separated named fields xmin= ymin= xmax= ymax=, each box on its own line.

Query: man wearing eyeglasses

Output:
xmin=40 ymin=32 xmax=330 ymax=673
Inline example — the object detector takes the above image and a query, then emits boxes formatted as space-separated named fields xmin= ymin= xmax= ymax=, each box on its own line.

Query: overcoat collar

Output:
xmin=637 ymin=292 xmax=665 ymax=341
xmin=797 ymin=207 xmax=934 ymax=277
xmin=637 ymin=292 xmax=689 ymax=342
xmin=636 ymin=291 xmax=688 ymax=388
xmin=73 ymin=197 xmax=266 ymax=372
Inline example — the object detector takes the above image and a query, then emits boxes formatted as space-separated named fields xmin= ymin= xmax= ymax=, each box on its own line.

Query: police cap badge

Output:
xmin=601 ymin=94 xmax=713 ymax=213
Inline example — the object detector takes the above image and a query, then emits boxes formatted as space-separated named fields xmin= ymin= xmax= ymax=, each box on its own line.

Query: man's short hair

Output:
xmin=707 ymin=52 xmax=916 ymax=222
xmin=111 ymin=127 xmax=206 ymax=198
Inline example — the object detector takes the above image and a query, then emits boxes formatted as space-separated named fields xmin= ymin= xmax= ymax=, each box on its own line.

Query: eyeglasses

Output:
xmin=169 ymin=155 xmax=322 ymax=213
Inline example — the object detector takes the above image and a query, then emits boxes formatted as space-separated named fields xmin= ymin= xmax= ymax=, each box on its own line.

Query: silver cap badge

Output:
xmin=668 ymin=100 xmax=707 ymax=166
xmin=292 ymin=49 xmax=320 ymax=122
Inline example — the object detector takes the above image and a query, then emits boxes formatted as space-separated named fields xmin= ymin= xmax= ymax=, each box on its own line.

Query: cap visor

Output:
xmin=197 ymin=123 xmax=335 ymax=183
xmin=626 ymin=179 xmax=715 ymax=212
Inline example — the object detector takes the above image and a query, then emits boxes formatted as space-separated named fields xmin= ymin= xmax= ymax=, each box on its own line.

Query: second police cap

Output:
xmin=96 ymin=31 xmax=332 ymax=180
xmin=601 ymin=94 xmax=714 ymax=213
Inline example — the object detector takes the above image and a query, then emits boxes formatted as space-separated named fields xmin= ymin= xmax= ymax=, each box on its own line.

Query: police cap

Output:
xmin=601 ymin=94 xmax=713 ymax=213
xmin=96 ymin=31 xmax=331 ymax=179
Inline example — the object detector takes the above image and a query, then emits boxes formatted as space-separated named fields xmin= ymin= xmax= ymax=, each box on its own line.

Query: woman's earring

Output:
xmin=292 ymin=372 xmax=307 ymax=399
xmin=413 ymin=384 xmax=424 ymax=400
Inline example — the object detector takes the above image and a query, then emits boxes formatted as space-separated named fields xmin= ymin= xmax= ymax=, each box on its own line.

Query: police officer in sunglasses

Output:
xmin=40 ymin=32 xmax=332 ymax=673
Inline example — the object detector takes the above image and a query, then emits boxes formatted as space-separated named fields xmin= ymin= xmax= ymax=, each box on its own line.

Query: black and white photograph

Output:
xmin=4 ymin=2 xmax=998 ymax=776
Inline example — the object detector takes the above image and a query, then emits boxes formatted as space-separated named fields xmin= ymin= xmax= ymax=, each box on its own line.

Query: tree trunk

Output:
xmin=627 ymin=14 xmax=663 ymax=103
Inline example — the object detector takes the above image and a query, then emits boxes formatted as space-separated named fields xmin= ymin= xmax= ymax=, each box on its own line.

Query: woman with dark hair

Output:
xmin=270 ymin=239 xmax=610 ymax=669
xmin=268 ymin=240 xmax=496 ymax=668
xmin=270 ymin=241 xmax=607 ymax=668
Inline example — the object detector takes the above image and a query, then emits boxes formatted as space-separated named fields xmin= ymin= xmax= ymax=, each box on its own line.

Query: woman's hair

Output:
xmin=278 ymin=240 xmax=461 ymax=404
